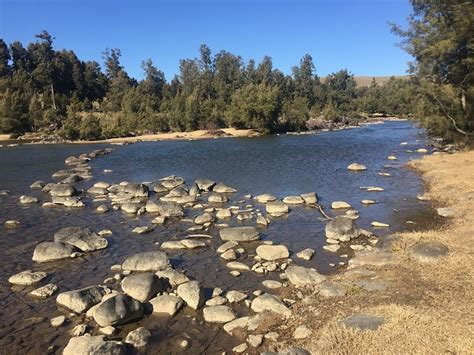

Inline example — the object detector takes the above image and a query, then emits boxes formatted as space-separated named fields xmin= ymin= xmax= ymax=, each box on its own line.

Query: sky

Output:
xmin=0 ymin=0 xmax=413 ymax=80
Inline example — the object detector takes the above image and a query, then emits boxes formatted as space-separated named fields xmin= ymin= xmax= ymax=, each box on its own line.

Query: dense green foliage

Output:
xmin=393 ymin=0 xmax=473 ymax=143
xmin=0 ymin=31 xmax=417 ymax=139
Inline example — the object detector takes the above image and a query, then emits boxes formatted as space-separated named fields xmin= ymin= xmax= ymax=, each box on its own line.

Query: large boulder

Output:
xmin=266 ymin=201 xmax=289 ymax=217
xmin=121 ymin=273 xmax=163 ymax=302
xmin=122 ymin=251 xmax=170 ymax=271
xmin=256 ymin=245 xmax=289 ymax=261
xmin=285 ymin=265 xmax=326 ymax=286
xmin=220 ymin=227 xmax=260 ymax=242
xmin=325 ymin=216 xmax=360 ymax=241
xmin=50 ymin=183 xmax=77 ymax=197
xmin=32 ymin=242 xmax=76 ymax=262
xmin=251 ymin=294 xmax=291 ymax=317
xmin=63 ymin=335 xmax=124 ymax=355
xmin=53 ymin=227 xmax=108 ymax=252
xmin=57 ymin=285 xmax=110 ymax=313
xmin=93 ymin=293 xmax=143 ymax=327
xmin=149 ymin=294 xmax=184 ymax=316
xmin=176 ymin=281 xmax=203 ymax=310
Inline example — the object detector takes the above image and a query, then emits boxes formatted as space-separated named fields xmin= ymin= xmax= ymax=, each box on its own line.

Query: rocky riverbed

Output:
xmin=0 ymin=121 xmax=447 ymax=354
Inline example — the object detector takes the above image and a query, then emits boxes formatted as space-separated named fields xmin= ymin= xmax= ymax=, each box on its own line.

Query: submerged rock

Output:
xmin=213 ymin=183 xmax=237 ymax=193
xmin=19 ymin=195 xmax=39 ymax=204
xmin=50 ymin=183 xmax=76 ymax=197
xmin=220 ymin=226 xmax=260 ymax=242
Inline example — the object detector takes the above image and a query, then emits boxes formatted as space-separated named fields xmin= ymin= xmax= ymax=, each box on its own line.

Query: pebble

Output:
xmin=233 ymin=343 xmax=248 ymax=353
xmin=247 ymin=334 xmax=263 ymax=347
xmin=50 ymin=315 xmax=66 ymax=327
xmin=293 ymin=325 xmax=311 ymax=339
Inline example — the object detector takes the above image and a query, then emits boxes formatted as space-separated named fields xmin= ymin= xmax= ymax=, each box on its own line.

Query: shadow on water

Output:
xmin=0 ymin=121 xmax=441 ymax=353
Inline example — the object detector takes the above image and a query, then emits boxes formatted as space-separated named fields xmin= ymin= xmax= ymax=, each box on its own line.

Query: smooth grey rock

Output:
xmin=122 ymin=251 xmax=170 ymax=271
xmin=220 ymin=226 xmax=260 ymax=242
xmin=8 ymin=270 xmax=47 ymax=285
xmin=266 ymin=201 xmax=289 ymax=217
xmin=57 ymin=286 xmax=110 ymax=313
xmin=437 ymin=207 xmax=455 ymax=218
xmin=342 ymin=314 xmax=385 ymax=330
xmin=282 ymin=196 xmax=305 ymax=204
xmin=318 ymin=281 xmax=346 ymax=297
xmin=19 ymin=195 xmax=38 ymax=204
xmin=50 ymin=183 xmax=77 ymax=197
xmin=29 ymin=283 xmax=58 ymax=298
xmin=255 ymin=194 xmax=277 ymax=203
xmin=256 ymin=244 xmax=289 ymax=261
xmin=53 ymin=227 xmax=107 ymax=252
xmin=149 ymin=294 xmax=184 ymax=316
xmin=177 ymin=281 xmax=203 ymax=310
xmin=194 ymin=212 xmax=214 ymax=225
xmin=32 ymin=242 xmax=76 ymax=262
xmin=300 ymin=192 xmax=318 ymax=204
xmin=286 ymin=265 xmax=326 ymax=286
xmin=213 ymin=183 xmax=237 ymax=193
xmin=121 ymin=273 xmax=163 ymax=302
xmin=203 ymin=305 xmax=236 ymax=323
xmin=296 ymin=248 xmax=315 ymax=261
xmin=251 ymin=294 xmax=291 ymax=317
xmin=148 ymin=201 xmax=184 ymax=217
xmin=325 ymin=216 xmax=360 ymax=241
xmin=195 ymin=178 xmax=215 ymax=192
xmin=125 ymin=327 xmax=151 ymax=348
xmin=155 ymin=269 xmax=189 ymax=286
xmin=123 ymin=183 xmax=149 ymax=197
xmin=30 ymin=180 xmax=46 ymax=189
xmin=208 ymin=193 xmax=228 ymax=203
xmin=63 ymin=334 xmax=124 ymax=355
xmin=410 ymin=241 xmax=449 ymax=262
xmin=93 ymin=293 xmax=143 ymax=327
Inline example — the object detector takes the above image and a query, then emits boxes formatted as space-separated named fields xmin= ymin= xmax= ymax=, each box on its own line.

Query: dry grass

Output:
xmin=270 ymin=151 xmax=474 ymax=354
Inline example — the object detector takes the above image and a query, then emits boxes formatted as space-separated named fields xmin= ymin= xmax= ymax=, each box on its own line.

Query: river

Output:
xmin=0 ymin=120 xmax=439 ymax=354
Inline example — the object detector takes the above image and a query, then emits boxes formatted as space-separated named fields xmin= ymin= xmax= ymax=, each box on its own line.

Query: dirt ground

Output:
xmin=264 ymin=151 xmax=474 ymax=354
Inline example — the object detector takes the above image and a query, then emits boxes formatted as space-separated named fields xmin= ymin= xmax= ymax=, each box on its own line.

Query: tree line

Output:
xmin=0 ymin=32 xmax=417 ymax=140
xmin=0 ymin=0 xmax=471 ymax=143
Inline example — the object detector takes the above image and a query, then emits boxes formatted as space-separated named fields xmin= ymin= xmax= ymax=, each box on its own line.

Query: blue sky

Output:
xmin=0 ymin=0 xmax=413 ymax=80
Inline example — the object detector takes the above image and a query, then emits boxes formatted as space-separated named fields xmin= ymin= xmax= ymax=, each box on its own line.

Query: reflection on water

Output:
xmin=0 ymin=121 xmax=439 ymax=353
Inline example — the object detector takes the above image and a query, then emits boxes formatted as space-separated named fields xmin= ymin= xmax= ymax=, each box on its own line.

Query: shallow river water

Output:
xmin=0 ymin=121 xmax=438 ymax=354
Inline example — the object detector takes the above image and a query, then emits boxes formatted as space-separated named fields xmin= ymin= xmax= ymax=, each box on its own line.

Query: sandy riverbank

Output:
xmin=268 ymin=151 xmax=474 ymax=353
xmin=73 ymin=128 xmax=260 ymax=144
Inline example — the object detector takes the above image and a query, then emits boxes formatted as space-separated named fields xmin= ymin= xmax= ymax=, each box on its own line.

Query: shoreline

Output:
xmin=0 ymin=118 xmax=409 ymax=146
xmin=267 ymin=151 xmax=473 ymax=353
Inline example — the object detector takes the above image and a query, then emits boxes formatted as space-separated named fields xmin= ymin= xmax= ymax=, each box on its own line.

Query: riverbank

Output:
xmin=75 ymin=128 xmax=260 ymax=144
xmin=267 ymin=151 xmax=474 ymax=353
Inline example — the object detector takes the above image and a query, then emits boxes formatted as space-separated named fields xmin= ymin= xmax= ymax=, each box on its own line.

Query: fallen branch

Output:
xmin=309 ymin=203 xmax=333 ymax=220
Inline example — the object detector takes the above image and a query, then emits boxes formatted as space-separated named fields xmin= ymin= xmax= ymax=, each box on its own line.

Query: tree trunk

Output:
xmin=50 ymin=83 xmax=56 ymax=110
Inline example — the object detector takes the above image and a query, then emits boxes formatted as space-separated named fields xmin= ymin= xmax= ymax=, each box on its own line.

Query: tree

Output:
xmin=393 ymin=0 xmax=474 ymax=140
xmin=0 ymin=39 xmax=10 ymax=77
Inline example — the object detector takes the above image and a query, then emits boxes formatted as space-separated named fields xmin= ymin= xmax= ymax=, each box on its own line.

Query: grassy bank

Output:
xmin=268 ymin=151 xmax=474 ymax=353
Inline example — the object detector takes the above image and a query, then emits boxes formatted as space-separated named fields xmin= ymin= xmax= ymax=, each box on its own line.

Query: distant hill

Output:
xmin=320 ymin=75 xmax=411 ymax=87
